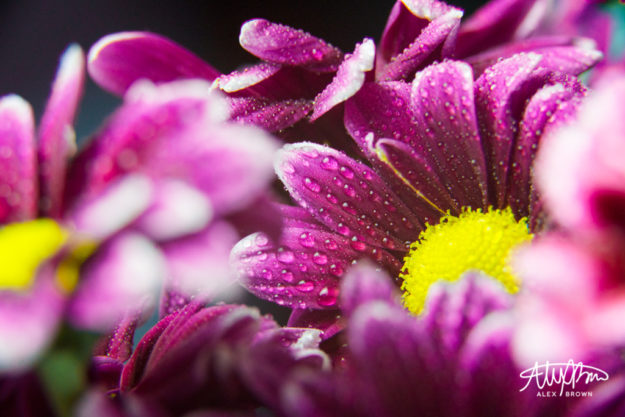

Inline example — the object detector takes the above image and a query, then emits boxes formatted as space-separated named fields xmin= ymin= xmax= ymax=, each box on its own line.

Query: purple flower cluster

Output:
xmin=2 ymin=0 xmax=625 ymax=416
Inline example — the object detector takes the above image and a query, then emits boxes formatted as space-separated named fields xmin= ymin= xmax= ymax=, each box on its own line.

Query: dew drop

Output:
xmin=317 ymin=287 xmax=338 ymax=307
xmin=296 ymin=280 xmax=315 ymax=292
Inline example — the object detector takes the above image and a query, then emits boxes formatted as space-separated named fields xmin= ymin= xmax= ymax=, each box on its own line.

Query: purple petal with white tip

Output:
xmin=229 ymin=97 xmax=312 ymax=131
xmin=88 ymin=32 xmax=220 ymax=96
xmin=287 ymin=309 xmax=343 ymax=340
xmin=67 ymin=232 xmax=166 ymax=331
xmin=38 ymin=44 xmax=85 ymax=219
xmin=232 ymin=227 xmax=401 ymax=310
xmin=474 ymin=53 xmax=542 ymax=207
xmin=378 ymin=9 xmax=463 ymax=81
xmin=410 ymin=60 xmax=488 ymax=209
xmin=0 ymin=95 xmax=36 ymax=223
xmin=215 ymin=62 xmax=282 ymax=93
xmin=239 ymin=19 xmax=343 ymax=72
xmin=310 ymin=39 xmax=375 ymax=121
xmin=275 ymin=142 xmax=422 ymax=250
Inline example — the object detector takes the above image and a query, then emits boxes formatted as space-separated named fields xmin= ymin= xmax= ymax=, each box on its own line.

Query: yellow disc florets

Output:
xmin=401 ymin=207 xmax=533 ymax=315
xmin=0 ymin=219 xmax=67 ymax=291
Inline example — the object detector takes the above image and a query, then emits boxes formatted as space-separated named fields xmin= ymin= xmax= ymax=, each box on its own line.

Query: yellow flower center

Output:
xmin=0 ymin=219 xmax=67 ymax=291
xmin=401 ymin=207 xmax=533 ymax=315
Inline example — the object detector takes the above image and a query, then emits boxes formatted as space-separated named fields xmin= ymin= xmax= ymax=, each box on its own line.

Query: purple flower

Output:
xmin=81 ymin=302 xmax=328 ymax=417
xmin=230 ymin=54 xmax=586 ymax=320
xmin=512 ymin=71 xmax=625 ymax=365
xmin=84 ymin=0 xmax=602 ymax=143
xmin=0 ymin=46 xmax=279 ymax=372
xmin=283 ymin=263 xmax=621 ymax=417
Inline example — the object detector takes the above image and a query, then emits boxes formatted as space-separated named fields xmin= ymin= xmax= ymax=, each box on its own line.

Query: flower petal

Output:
xmin=232 ymin=227 xmax=401 ymax=310
xmin=456 ymin=0 xmax=545 ymax=58
xmin=509 ymin=75 xmax=585 ymax=217
xmin=88 ymin=32 xmax=220 ymax=96
xmin=340 ymin=261 xmax=399 ymax=317
xmin=0 ymin=273 xmax=64 ymax=372
xmin=0 ymin=95 xmax=36 ymax=223
xmin=310 ymin=39 xmax=375 ymax=121
xmin=377 ymin=0 xmax=455 ymax=70
xmin=410 ymin=60 xmax=488 ymax=210
xmin=474 ymin=52 xmax=542 ymax=207
xmin=275 ymin=142 xmax=422 ymax=250
xmin=239 ymin=19 xmax=343 ymax=72
xmin=160 ymin=221 xmax=240 ymax=311
xmin=287 ymin=309 xmax=343 ymax=340
xmin=378 ymin=9 xmax=463 ymax=81
xmin=67 ymin=232 xmax=166 ymax=330
xmin=38 ymin=44 xmax=85 ymax=219
xmin=229 ymin=97 xmax=312 ymax=131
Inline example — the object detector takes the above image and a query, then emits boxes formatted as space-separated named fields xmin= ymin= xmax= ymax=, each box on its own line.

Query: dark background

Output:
xmin=0 ymin=0 xmax=485 ymax=139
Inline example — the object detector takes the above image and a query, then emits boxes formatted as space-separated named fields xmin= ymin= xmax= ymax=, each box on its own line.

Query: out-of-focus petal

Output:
xmin=239 ymin=19 xmax=343 ymax=72
xmin=310 ymin=39 xmax=375 ymax=121
xmin=88 ymin=32 xmax=220 ymax=96
xmin=67 ymin=232 xmax=166 ymax=330
xmin=340 ymin=261 xmax=399 ymax=317
xmin=0 ymin=95 xmax=37 ymax=223
xmin=275 ymin=142 xmax=422 ymax=250
xmin=456 ymin=0 xmax=546 ymax=58
xmin=0 ymin=272 xmax=64 ymax=372
xmin=160 ymin=221 xmax=239 ymax=312
xmin=38 ymin=44 xmax=85 ymax=219
xmin=135 ymin=180 xmax=212 ymax=242
xmin=287 ymin=309 xmax=343 ymax=340
xmin=65 ymin=79 xmax=227 ymax=208
xmin=410 ymin=60 xmax=488 ymax=209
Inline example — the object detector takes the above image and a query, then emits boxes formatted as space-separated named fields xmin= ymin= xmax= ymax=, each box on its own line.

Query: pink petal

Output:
xmin=38 ymin=44 xmax=86 ymax=218
xmin=378 ymin=9 xmax=463 ymax=81
xmin=410 ymin=60 xmax=488 ymax=209
xmin=67 ymin=232 xmax=166 ymax=331
xmin=474 ymin=52 xmax=542 ymax=208
xmin=456 ymin=0 xmax=545 ymax=58
xmin=0 ymin=272 xmax=64 ymax=372
xmin=310 ymin=39 xmax=375 ymax=121
xmin=232 ymin=227 xmax=401 ymax=310
xmin=239 ymin=19 xmax=343 ymax=72
xmin=287 ymin=309 xmax=343 ymax=340
xmin=229 ymin=97 xmax=312 ymax=131
xmin=215 ymin=62 xmax=282 ymax=93
xmin=275 ymin=142 xmax=422 ymax=250
xmin=88 ymin=32 xmax=220 ymax=96
xmin=0 ymin=95 xmax=37 ymax=223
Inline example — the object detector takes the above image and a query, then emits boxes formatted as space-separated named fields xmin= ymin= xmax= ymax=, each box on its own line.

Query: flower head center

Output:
xmin=0 ymin=219 xmax=67 ymax=291
xmin=400 ymin=207 xmax=532 ymax=315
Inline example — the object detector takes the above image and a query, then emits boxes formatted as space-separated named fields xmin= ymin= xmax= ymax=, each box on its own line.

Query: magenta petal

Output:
xmin=232 ymin=227 xmax=401 ymax=310
xmin=160 ymin=221 xmax=240 ymax=305
xmin=456 ymin=0 xmax=543 ymax=58
xmin=509 ymin=75 xmax=585 ymax=217
xmin=93 ymin=314 xmax=138 ymax=362
xmin=38 ymin=44 xmax=86 ymax=219
xmin=410 ymin=60 xmax=488 ymax=209
xmin=532 ymin=44 xmax=603 ymax=75
xmin=378 ymin=0 xmax=455 ymax=70
xmin=340 ymin=261 xmax=399 ymax=317
xmin=0 ymin=275 xmax=64 ymax=372
xmin=275 ymin=142 xmax=422 ymax=250
xmin=0 ymin=95 xmax=36 ymax=223
xmin=229 ymin=97 xmax=312 ymax=131
xmin=88 ymin=32 xmax=220 ymax=96
xmin=310 ymin=39 xmax=375 ymax=121
xmin=239 ymin=19 xmax=343 ymax=72
xmin=67 ymin=232 xmax=166 ymax=331
xmin=474 ymin=52 xmax=542 ymax=207
xmin=287 ymin=309 xmax=343 ymax=340
xmin=215 ymin=62 xmax=282 ymax=93
xmin=378 ymin=9 xmax=463 ymax=81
